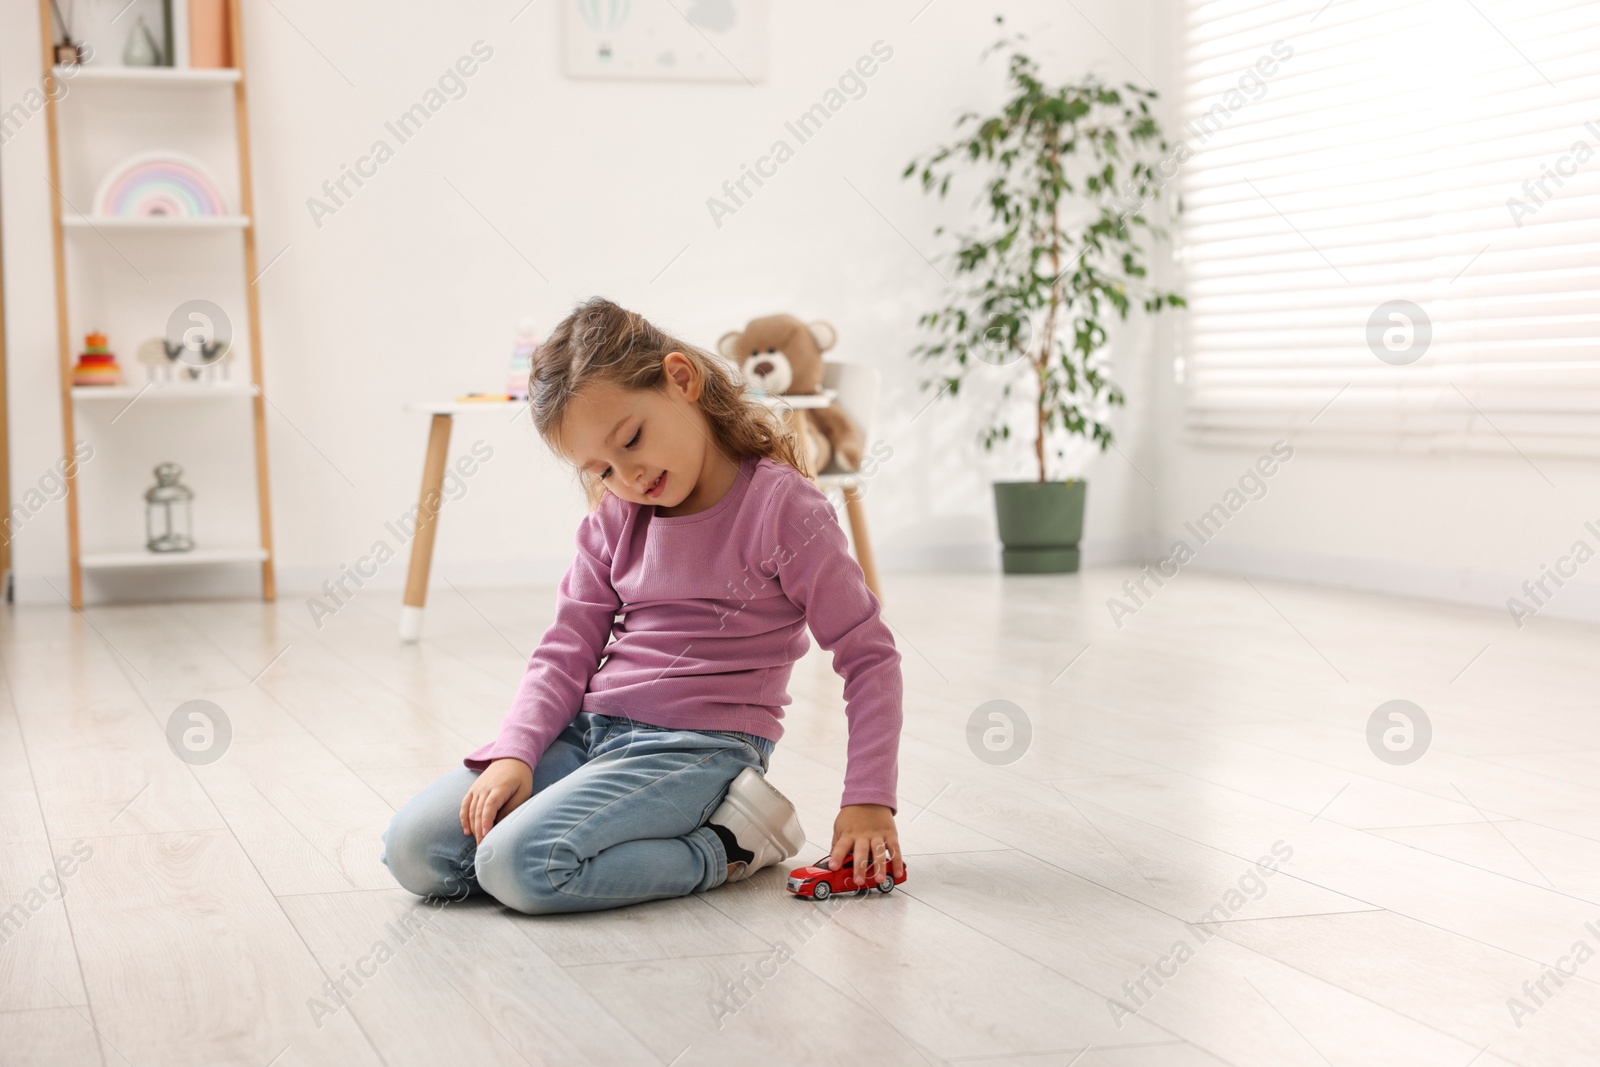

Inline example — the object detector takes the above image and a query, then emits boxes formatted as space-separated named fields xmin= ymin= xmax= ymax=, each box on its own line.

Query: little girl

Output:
xmin=381 ymin=296 xmax=906 ymax=915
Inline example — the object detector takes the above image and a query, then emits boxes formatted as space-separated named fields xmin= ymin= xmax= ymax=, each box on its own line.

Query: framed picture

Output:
xmin=562 ymin=0 xmax=768 ymax=83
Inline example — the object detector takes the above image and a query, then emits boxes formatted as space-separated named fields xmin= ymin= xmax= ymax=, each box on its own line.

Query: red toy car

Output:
xmin=786 ymin=854 xmax=906 ymax=899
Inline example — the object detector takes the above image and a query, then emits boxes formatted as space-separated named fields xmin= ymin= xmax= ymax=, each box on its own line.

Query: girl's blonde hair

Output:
xmin=531 ymin=296 xmax=805 ymax=509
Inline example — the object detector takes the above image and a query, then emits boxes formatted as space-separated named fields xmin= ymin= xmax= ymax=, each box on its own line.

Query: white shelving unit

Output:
xmin=37 ymin=0 xmax=276 ymax=607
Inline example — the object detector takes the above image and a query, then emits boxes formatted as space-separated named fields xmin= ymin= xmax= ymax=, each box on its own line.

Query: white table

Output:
xmin=398 ymin=390 xmax=836 ymax=642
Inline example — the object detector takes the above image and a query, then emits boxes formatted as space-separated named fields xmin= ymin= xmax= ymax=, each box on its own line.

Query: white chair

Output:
xmin=814 ymin=359 xmax=883 ymax=605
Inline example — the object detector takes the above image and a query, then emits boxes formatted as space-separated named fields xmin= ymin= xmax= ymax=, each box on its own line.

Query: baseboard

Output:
xmin=875 ymin=536 xmax=1153 ymax=572
xmin=13 ymin=539 xmax=1156 ymax=605
xmin=14 ymin=569 xmax=265 ymax=606
xmin=1180 ymin=540 xmax=1600 ymax=626
xmin=276 ymin=556 xmax=573 ymax=597
xmin=12 ymin=556 xmax=578 ymax=606
xmin=29 ymin=539 xmax=1580 ymax=626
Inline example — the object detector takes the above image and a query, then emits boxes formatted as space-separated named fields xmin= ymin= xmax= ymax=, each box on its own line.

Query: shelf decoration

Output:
xmin=145 ymin=463 xmax=195 ymax=553
xmin=93 ymin=151 xmax=227 ymax=219
xmin=162 ymin=0 xmax=179 ymax=68
xmin=72 ymin=331 xmax=124 ymax=386
xmin=189 ymin=0 xmax=232 ymax=68
xmin=507 ymin=317 xmax=540 ymax=400
xmin=47 ymin=0 xmax=88 ymax=66
xmin=123 ymin=14 xmax=163 ymax=66
xmin=137 ymin=334 xmax=235 ymax=384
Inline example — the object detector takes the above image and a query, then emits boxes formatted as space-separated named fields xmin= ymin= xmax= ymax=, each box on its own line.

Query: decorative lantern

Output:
xmin=145 ymin=463 xmax=194 ymax=552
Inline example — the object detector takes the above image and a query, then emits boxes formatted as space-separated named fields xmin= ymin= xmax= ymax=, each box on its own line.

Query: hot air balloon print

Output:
xmin=575 ymin=0 xmax=631 ymax=60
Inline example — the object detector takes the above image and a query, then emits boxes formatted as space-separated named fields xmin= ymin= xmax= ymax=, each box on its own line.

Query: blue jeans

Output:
xmin=380 ymin=710 xmax=776 ymax=914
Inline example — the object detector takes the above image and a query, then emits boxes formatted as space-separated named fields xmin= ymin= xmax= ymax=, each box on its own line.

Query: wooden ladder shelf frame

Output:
xmin=35 ymin=0 xmax=276 ymax=609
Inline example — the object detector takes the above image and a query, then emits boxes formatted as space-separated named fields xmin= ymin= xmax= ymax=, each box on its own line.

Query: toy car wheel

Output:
xmin=876 ymin=878 xmax=894 ymax=893
xmin=812 ymin=882 xmax=830 ymax=901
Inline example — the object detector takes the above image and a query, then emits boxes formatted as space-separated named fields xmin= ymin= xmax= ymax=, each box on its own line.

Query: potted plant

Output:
xmin=903 ymin=17 xmax=1185 ymax=574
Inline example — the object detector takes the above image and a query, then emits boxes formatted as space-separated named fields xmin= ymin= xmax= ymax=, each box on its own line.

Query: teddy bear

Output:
xmin=718 ymin=313 xmax=864 ymax=476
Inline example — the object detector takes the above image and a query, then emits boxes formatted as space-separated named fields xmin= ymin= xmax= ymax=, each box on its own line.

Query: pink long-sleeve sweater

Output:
xmin=463 ymin=452 xmax=904 ymax=814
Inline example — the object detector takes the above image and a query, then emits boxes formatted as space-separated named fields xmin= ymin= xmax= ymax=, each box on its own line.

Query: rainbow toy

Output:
xmin=92 ymin=151 xmax=228 ymax=219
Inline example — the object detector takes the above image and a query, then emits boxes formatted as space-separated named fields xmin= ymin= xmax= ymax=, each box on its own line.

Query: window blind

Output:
xmin=1177 ymin=0 xmax=1600 ymax=455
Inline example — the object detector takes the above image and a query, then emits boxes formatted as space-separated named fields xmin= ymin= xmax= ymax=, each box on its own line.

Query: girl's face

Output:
xmin=556 ymin=353 xmax=717 ymax=510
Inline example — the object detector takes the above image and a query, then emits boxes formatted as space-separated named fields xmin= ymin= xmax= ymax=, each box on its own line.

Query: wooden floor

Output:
xmin=2 ymin=567 xmax=1597 ymax=1066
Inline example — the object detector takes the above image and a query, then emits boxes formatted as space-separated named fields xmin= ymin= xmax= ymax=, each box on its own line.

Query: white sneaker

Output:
xmin=709 ymin=766 xmax=806 ymax=882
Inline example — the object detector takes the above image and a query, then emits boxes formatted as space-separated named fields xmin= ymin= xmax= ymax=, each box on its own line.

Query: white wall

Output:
xmin=18 ymin=1 xmax=1578 ymax=629
xmin=1 ymin=0 xmax=1164 ymax=609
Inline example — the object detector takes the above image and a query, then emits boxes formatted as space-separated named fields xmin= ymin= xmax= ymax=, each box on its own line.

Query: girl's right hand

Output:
xmin=460 ymin=758 xmax=534 ymax=843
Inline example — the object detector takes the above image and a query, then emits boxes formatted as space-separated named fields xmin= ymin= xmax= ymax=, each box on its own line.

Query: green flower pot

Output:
xmin=992 ymin=478 xmax=1087 ymax=574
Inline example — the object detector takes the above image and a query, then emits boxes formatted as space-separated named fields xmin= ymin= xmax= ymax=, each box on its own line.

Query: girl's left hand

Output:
xmin=829 ymin=804 xmax=905 ymax=887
